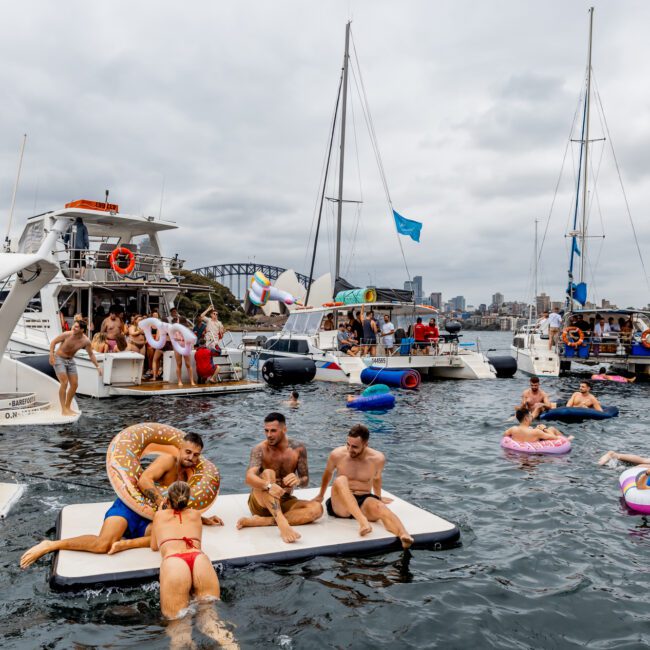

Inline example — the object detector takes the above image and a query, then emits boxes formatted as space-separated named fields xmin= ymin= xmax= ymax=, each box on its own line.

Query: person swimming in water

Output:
xmin=503 ymin=408 xmax=572 ymax=444
xmin=517 ymin=376 xmax=555 ymax=419
xmin=152 ymin=481 xmax=238 ymax=649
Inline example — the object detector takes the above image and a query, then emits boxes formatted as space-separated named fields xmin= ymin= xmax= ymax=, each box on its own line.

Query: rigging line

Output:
xmin=538 ymin=87 xmax=584 ymax=269
xmin=0 ymin=462 xmax=113 ymax=492
xmin=305 ymin=71 xmax=344 ymax=304
xmin=350 ymin=32 xmax=411 ymax=282
xmin=592 ymin=71 xmax=650 ymax=295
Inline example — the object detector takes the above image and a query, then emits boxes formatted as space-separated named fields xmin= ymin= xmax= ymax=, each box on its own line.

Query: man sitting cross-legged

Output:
xmin=313 ymin=424 xmax=414 ymax=549
xmin=236 ymin=412 xmax=323 ymax=543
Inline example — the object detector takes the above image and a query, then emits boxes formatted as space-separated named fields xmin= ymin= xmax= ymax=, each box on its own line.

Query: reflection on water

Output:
xmin=2 ymin=332 xmax=650 ymax=648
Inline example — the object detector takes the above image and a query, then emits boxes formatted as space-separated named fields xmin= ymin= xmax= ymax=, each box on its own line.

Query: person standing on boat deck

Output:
xmin=381 ymin=314 xmax=395 ymax=355
xmin=518 ymin=375 xmax=555 ymax=419
xmin=360 ymin=307 xmax=378 ymax=356
xmin=413 ymin=317 xmax=430 ymax=355
xmin=427 ymin=318 xmax=440 ymax=351
xmin=64 ymin=216 xmax=89 ymax=279
xmin=547 ymin=306 xmax=563 ymax=350
xmin=201 ymin=307 xmax=224 ymax=351
xmin=313 ymin=424 xmax=414 ymax=549
xmin=236 ymin=412 xmax=323 ymax=544
xmin=49 ymin=320 xmax=102 ymax=416
xmin=173 ymin=317 xmax=197 ymax=387
xmin=101 ymin=306 xmax=124 ymax=352
xmin=537 ymin=311 xmax=550 ymax=337
xmin=566 ymin=381 xmax=603 ymax=411
xmin=351 ymin=310 xmax=365 ymax=345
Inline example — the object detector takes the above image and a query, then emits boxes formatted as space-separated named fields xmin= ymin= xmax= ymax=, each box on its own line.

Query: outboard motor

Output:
xmin=262 ymin=358 xmax=317 ymax=386
xmin=488 ymin=355 xmax=518 ymax=378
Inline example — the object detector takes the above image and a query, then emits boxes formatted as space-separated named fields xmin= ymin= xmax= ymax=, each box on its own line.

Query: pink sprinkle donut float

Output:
xmin=591 ymin=374 xmax=629 ymax=383
xmin=619 ymin=467 xmax=650 ymax=514
xmin=106 ymin=422 xmax=220 ymax=520
xmin=501 ymin=435 xmax=572 ymax=455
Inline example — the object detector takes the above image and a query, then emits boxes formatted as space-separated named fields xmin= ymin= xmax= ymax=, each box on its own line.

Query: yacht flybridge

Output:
xmin=6 ymin=199 xmax=261 ymax=398
xmin=244 ymin=303 xmax=496 ymax=383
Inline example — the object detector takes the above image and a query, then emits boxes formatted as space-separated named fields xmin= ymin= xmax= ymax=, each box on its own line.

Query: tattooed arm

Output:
xmin=138 ymin=454 xmax=175 ymax=507
xmin=294 ymin=443 xmax=310 ymax=488
xmin=244 ymin=444 xmax=270 ymax=490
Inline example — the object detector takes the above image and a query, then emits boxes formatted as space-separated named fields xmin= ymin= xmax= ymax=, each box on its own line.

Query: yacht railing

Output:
xmin=54 ymin=248 xmax=185 ymax=283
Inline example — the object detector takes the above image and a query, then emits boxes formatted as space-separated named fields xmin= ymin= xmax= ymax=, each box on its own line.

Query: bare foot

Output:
xmin=190 ymin=382 xmax=197 ymax=387
xmin=400 ymin=534 xmax=414 ymax=549
xmin=598 ymin=451 xmax=617 ymax=466
xmin=20 ymin=541 xmax=53 ymax=568
xmin=236 ymin=515 xmax=274 ymax=529
xmin=278 ymin=521 xmax=301 ymax=544
xmin=177 ymin=382 xmax=184 ymax=387
xmin=108 ymin=540 xmax=127 ymax=555
xmin=61 ymin=408 xmax=76 ymax=417
xmin=359 ymin=520 xmax=373 ymax=537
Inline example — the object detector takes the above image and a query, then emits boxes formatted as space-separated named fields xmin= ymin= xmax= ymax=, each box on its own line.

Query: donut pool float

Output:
xmin=501 ymin=435 xmax=572 ymax=455
xmin=619 ymin=467 xmax=650 ymax=514
xmin=106 ymin=422 xmax=220 ymax=519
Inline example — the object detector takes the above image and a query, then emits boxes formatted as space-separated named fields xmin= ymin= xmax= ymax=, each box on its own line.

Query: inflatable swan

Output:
xmin=248 ymin=271 xmax=300 ymax=307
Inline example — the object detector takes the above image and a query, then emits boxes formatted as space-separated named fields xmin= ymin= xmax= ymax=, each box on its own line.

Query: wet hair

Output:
xmin=264 ymin=412 xmax=286 ymax=425
xmin=581 ymin=381 xmax=592 ymax=389
xmin=76 ymin=320 xmax=87 ymax=333
xmin=599 ymin=367 xmax=606 ymax=373
xmin=530 ymin=376 xmax=540 ymax=384
xmin=515 ymin=407 xmax=530 ymax=423
xmin=167 ymin=481 xmax=191 ymax=511
xmin=348 ymin=424 xmax=370 ymax=442
xmin=291 ymin=391 xmax=299 ymax=399
xmin=183 ymin=432 xmax=204 ymax=449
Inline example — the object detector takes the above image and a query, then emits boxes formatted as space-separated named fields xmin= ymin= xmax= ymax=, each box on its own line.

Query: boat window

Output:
xmin=129 ymin=233 xmax=161 ymax=257
xmin=17 ymin=221 xmax=45 ymax=254
xmin=289 ymin=340 xmax=309 ymax=354
xmin=282 ymin=312 xmax=323 ymax=335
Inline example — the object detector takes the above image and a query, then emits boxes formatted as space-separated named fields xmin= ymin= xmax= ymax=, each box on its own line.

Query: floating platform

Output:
xmin=108 ymin=379 xmax=263 ymax=397
xmin=50 ymin=488 xmax=459 ymax=590
xmin=0 ymin=482 xmax=25 ymax=518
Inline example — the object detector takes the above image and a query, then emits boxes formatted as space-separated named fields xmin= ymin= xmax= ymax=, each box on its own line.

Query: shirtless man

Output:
xmin=101 ymin=307 xmax=124 ymax=352
xmin=503 ymin=408 xmax=572 ymax=444
xmin=313 ymin=424 xmax=414 ymax=549
xmin=518 ymin=376 xmax=555 ymax=419
xmin=49 ymin=320 xmax=102 ymax=416
xmin=236 ymin=412 xmax=323 ymax=543
xmin=566 ymin=381 xmax=603 ymax=411
xmin=20 ymin=432 xmax=222 ymax=568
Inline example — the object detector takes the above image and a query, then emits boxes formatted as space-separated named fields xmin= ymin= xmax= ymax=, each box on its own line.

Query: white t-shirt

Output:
xmin=537 ymin=317 xmax=549 ymax=335
xmin=548 ymin=312 xmax=563 ymax=329
xmin=381 ymin=321 xmax=395 ymax=347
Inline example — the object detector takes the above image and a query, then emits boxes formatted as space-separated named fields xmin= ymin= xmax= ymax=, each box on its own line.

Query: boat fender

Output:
xmin=488 ymin=355 xmax=517 ymax=378
xmin=106 ymin=422 xmax=220 ymax=520
xmin=261 ymin=358 xmax=317 ymax=386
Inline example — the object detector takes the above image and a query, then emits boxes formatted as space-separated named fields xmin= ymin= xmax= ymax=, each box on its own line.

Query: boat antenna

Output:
xmin=4 ymin=133 xmax=27 ymax=252
xmin=305 ymin=70 xmax=344 ymax=306
xmin=334 ymin=21 xmax=351 ymax=285
xmin=104 ymin=189 xmax=110 ymax=209
xmin=158 ymin=174 xmax=165 ymax=220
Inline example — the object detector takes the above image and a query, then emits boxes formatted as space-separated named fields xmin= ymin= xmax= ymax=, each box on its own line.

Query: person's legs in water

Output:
xmin=598 ymin=451 xmax=650 ymax=466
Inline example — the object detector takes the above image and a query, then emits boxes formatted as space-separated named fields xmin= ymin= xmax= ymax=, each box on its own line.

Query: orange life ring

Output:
xmin=641 ymin=329 xmax=650 ymax=349
xmin=109 ymin=246 xmax=136 ymax=275
xmin=322 ymin=301 xmax=345 ymax=307
xmin=562 ymin=326 xmax=584 ymax=348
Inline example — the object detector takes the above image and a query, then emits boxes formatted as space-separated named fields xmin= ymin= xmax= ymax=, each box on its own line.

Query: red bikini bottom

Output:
xmin=166 ymin=551 xmax=203 ymax=576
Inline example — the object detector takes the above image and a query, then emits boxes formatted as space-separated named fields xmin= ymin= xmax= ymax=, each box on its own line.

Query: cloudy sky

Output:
xmin=2 ymin=0 xmax=649 ymax=308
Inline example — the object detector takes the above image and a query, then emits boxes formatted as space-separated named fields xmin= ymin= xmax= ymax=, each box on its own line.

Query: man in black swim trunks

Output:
xmin=312 ymin=424 xmax=413 ymax=549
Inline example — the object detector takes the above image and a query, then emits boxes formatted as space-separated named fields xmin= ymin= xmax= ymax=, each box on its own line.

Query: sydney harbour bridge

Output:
xmin=192 ymin=263 xmax=311 ymax=300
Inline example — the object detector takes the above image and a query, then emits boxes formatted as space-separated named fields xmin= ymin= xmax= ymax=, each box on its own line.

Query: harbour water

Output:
xmin=1 ymin=332 xmax=649 ymax=648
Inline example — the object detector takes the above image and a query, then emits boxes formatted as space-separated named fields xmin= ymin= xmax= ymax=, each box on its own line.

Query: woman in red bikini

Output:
xmin=151 ymin=482 xmax=237 ymax=647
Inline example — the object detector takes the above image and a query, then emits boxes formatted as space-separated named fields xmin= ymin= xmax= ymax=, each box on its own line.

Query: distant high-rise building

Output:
xmin=412 ymin=275 xmax=423 ymax=303
xmin=450 ymin=295 xmax=466 ymax=311
xmin=491 ymin=292 xmax=504 ymax=310
xmin=536 ymin=293 xmax=551 ymax=315
xmin=430 ymin=292 xmax=442 ymax=309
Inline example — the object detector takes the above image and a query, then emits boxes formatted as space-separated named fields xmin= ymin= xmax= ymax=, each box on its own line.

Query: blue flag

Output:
xmin=393 ymin=210 xmax=422 ymax=242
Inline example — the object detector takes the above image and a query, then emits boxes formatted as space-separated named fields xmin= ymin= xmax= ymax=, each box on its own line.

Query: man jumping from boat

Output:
xmin=49 ymin=320 xmax=103 ymax=416
xmin=518 ymin=376 xmax=555 ymax=419
xmin=566 ymin=381 xmax=603 ymax=411
xmin=313 ymin=424 xmax=414 ymax=549
xmin=503 ymin=408 xmax=572 ymax=444
xmin=20 ymin=432 xmax=223 ymax=568
xmin=236 ymin=412 xmax=323 ymax=543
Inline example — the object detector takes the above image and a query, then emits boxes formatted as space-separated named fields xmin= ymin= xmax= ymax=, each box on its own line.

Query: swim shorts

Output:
xmin=248 ymin=491 xmax=298 ymax=517
xmin=326 ymin=493 xmax=381 ymax=518
xmin=53 ymin=356 xmax=78 ymax=376
xmin=104 ymin=497 xmax=150 ymax=539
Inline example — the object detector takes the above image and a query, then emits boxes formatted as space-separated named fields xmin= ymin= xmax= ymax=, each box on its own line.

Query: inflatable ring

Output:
xmin=562 ymin=326 xmax=584 ymax=348
xmin=501 ymin=435 xmax=571 ymax=455
xmin=169 ymin=322 xmax=198 ymax=356
xmin=109 ymin=246 xmax=136 ymax=275
xmin=140 ymin=317 xmax=168 ymax=350
xmin=641 ymin=329 xmax=650 ymax=349
xmin=620 ymin=467 xmax=650 ymax=514
xmin=106 ymin=422 xmax=220 ymax=520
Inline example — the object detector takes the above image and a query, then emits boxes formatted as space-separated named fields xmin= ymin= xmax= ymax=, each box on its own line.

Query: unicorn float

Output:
xmin=248 ymin=272 xmax=300 ymax=307
xmin=139 ymin=318 xmax=197 ymax=356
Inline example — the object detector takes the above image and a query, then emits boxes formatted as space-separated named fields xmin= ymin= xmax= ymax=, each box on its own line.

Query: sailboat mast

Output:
xmin=534 ymin=218 xmax=539 ymax=308
xmin=335 ymin=21 xmax=351 ymax=282
xmin=580 ymin=7 xmax=594 ymax=283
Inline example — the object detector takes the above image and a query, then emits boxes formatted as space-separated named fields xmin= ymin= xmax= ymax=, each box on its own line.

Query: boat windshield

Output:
xmin=283 ymin=311 xmax=323 ymax=335
xmin=17 ymin=221 xmax=45 ymax=254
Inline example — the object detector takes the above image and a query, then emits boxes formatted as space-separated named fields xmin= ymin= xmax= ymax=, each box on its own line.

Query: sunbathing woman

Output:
xmin=151 ymin=481 xmax=237 ymax=649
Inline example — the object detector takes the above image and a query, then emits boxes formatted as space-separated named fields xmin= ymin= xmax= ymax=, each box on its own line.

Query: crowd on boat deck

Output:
xmin=327 ymin=308 xmax=440 ymax=357
xmin=59 ymin=303 xmax=228 ymax=385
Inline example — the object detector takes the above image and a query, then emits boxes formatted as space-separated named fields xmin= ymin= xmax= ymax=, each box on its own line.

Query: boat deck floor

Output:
xmin=109 ymin=379 xmax=263 ymax=396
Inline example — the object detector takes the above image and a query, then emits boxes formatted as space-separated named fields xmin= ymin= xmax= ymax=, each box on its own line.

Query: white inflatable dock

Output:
xmin=0 ymin=482 xmax=25 ymax=518
xmin=50 ymin=488 xmax=459 ymax=589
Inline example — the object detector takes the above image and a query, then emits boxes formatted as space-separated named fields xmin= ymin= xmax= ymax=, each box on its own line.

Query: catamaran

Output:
xmin=512 ymin=7 xmax=650 ymax=379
